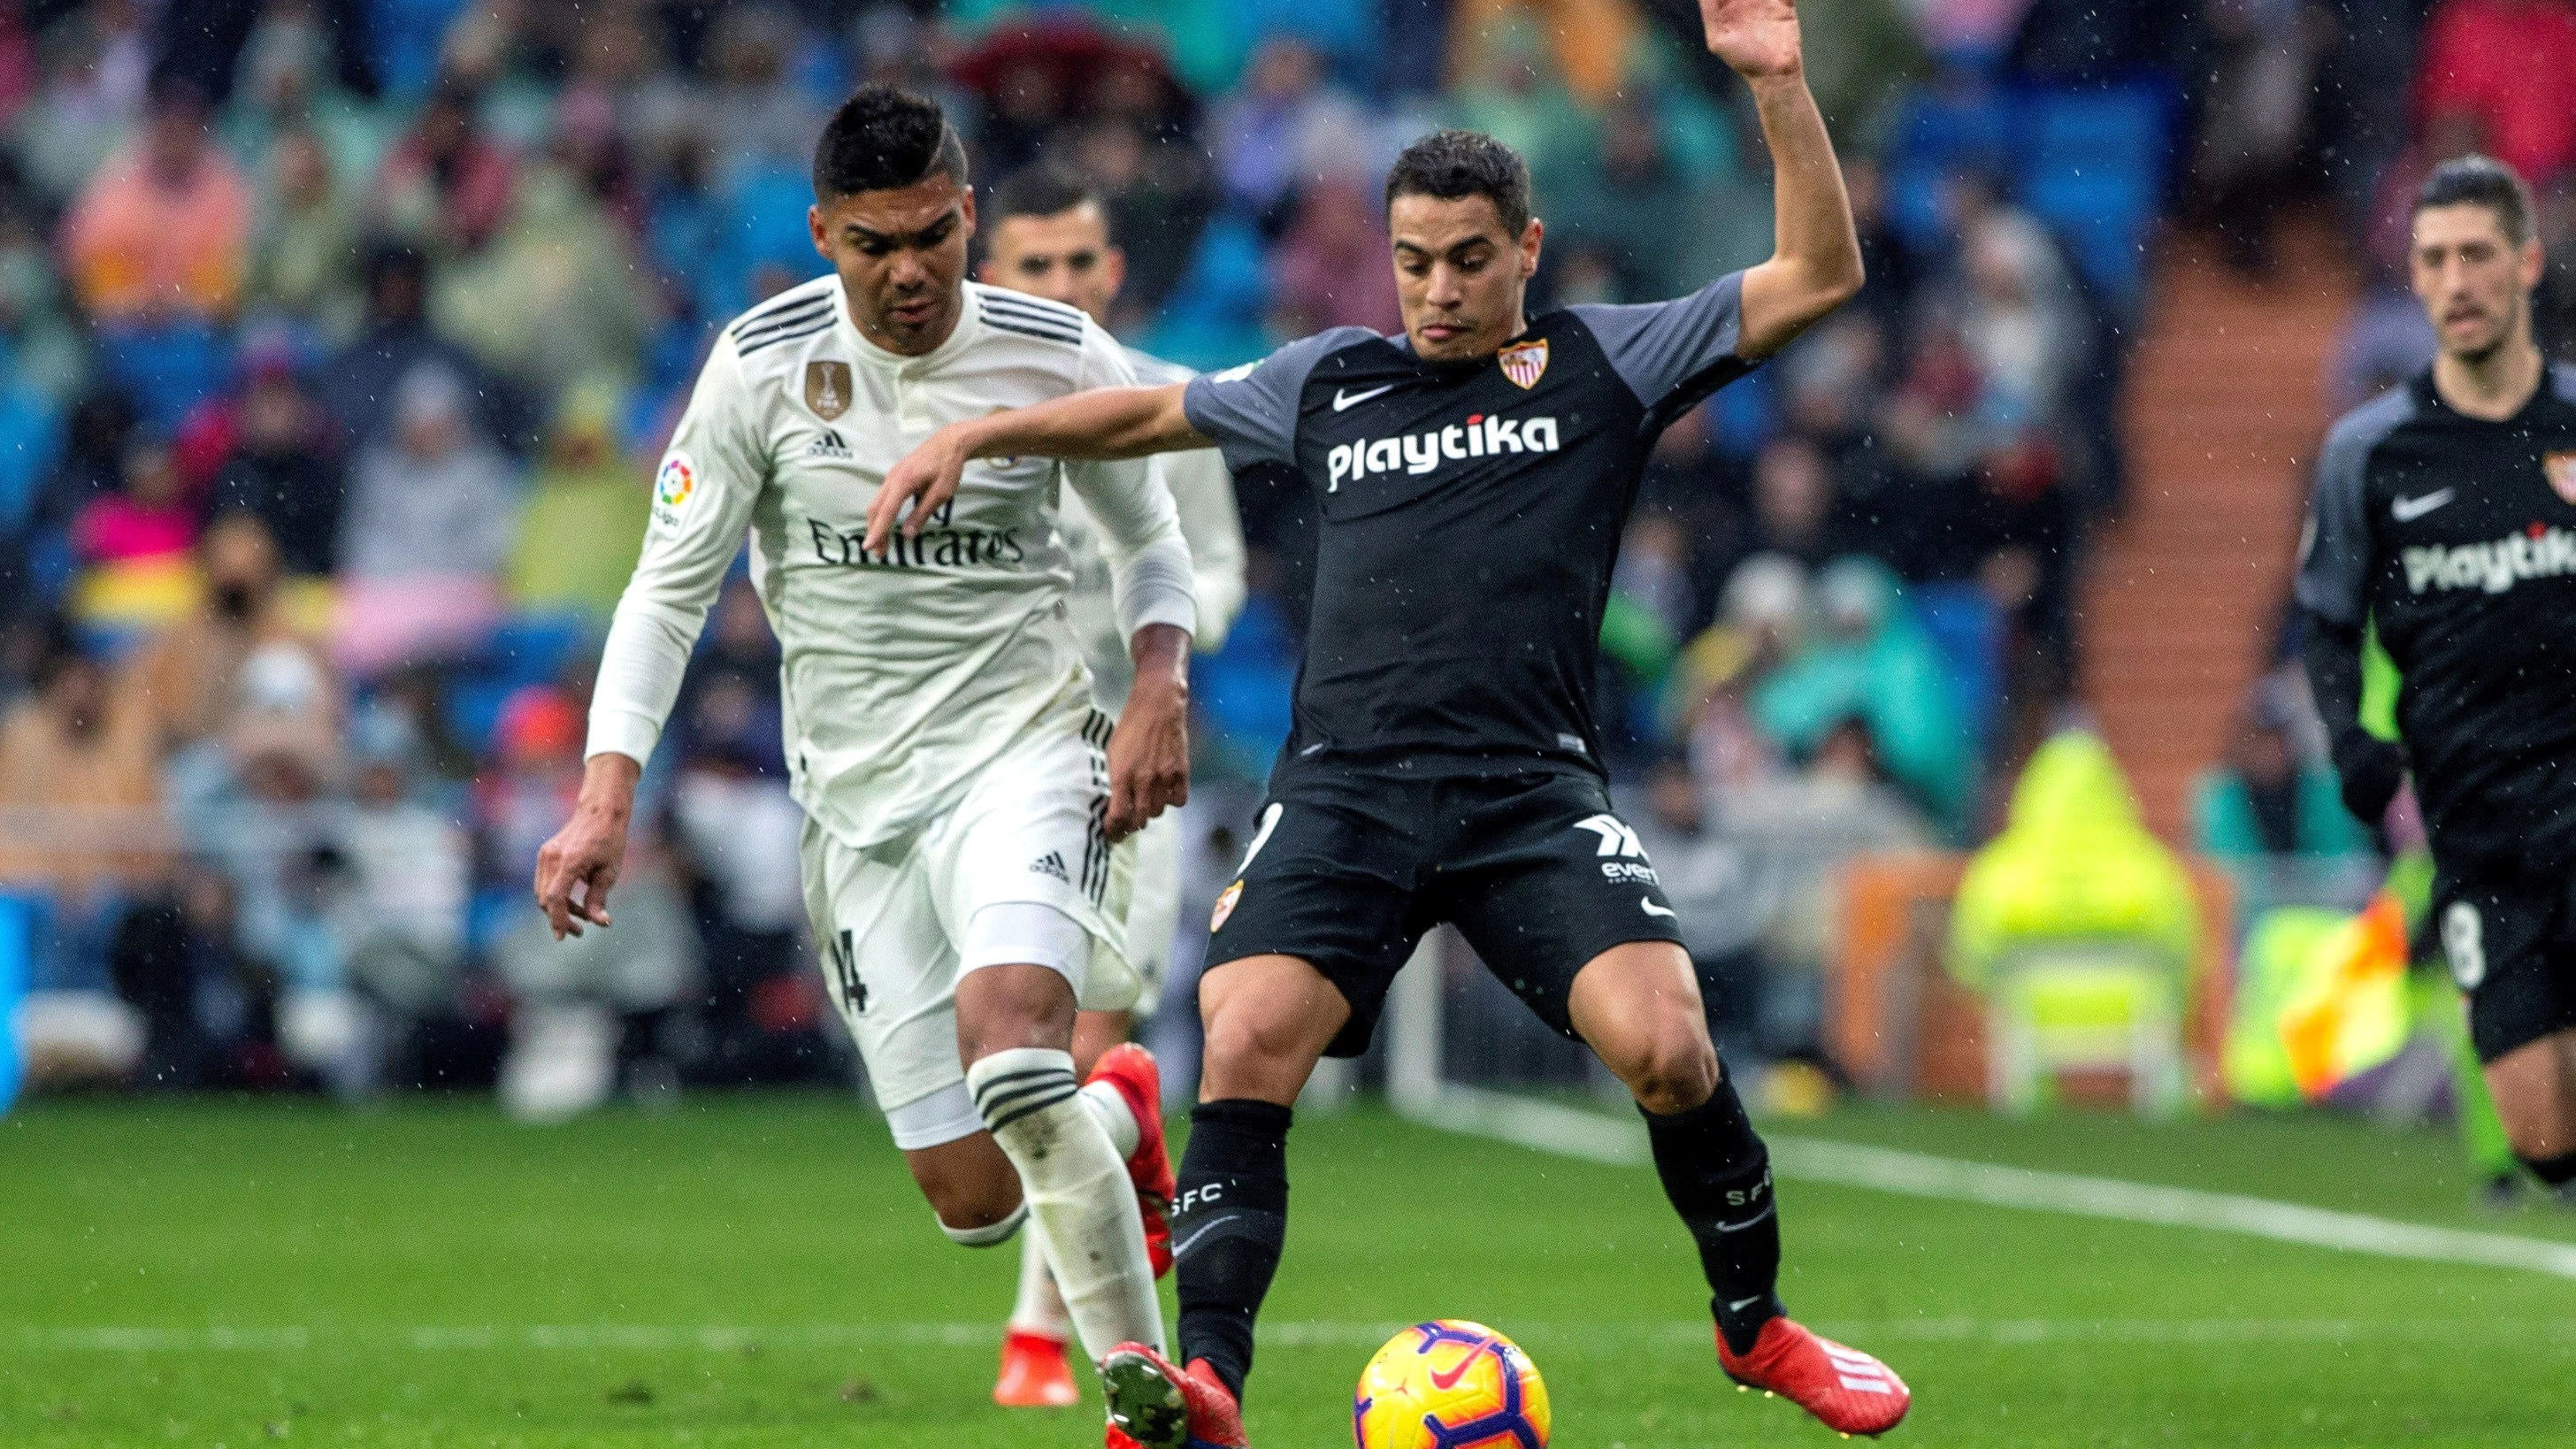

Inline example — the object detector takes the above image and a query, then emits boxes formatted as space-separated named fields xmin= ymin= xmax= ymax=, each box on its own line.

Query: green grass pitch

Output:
xmin=5 ymin=1095 xmax=2573 ymax=1447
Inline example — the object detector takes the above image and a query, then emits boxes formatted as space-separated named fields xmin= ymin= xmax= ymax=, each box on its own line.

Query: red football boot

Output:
xmin=1716 ymin=1316 xmax=1911 ymax=1437
xmin=993 ymin=1327 xmax=1078 ymax=1408
xmin=1085 ymin=1043 xmax=1175 ymax=1276
xmin=1099 ymin=1343 xmax=1247 ymax=1449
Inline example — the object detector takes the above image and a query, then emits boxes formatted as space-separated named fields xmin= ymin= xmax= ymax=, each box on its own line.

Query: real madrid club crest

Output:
xmin=806 ymin=359 xmax=853 ymax=421
xmin=1499 ymin=338 xmax=1548 ymax=390
xmin=1210 ymin=879 xmax=1245 ymax=932
xmin=2546 ymin=449 xmax=2576 ymax=507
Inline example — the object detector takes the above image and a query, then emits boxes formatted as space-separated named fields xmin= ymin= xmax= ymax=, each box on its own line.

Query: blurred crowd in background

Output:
xmin=0 ymin=0 xmax=2562 ymax=1109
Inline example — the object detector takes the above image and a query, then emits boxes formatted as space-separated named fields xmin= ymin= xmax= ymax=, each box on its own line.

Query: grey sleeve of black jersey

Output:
xmin=1181 ymin=326 xmax=1376 ymax=474
xmin=2295 ymin=397 xmax=2404 ymax=627
xmin=1576 ymin=271 xmax=1752 ymax=415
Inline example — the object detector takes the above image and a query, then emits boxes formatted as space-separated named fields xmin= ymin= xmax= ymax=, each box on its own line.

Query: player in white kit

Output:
xmin=976 ymin=162 xmax=1249 ymax=1410
xmin=531 ymin=88 xmax=1194 ymax=1423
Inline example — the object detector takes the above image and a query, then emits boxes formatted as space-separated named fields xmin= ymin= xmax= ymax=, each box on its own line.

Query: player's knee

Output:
xmin=1200 ymin=1004 xmax=1326 ymax=1097
xmin=924 ymin=1175 xmax=1024 ymax=1239
xmin=1620 ymin=1026 xmax=1719 ymax=1116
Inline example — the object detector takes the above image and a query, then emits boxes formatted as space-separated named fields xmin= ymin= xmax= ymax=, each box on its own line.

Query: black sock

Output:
xmin=1173 ymin=1099 xmax=1293 ymax=1403
xmin=2521 ymin=1149 xmax=2576 ymax=1187
xmin=1642 ymin=1075 xmax=1782 ymax=1356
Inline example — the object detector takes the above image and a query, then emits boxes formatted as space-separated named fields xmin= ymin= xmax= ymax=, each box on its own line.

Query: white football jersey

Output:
xmin=1058 ymin=346 xmax=1249 ymax=711
xmin=586 ymin=276 xmax=1195 ymax=850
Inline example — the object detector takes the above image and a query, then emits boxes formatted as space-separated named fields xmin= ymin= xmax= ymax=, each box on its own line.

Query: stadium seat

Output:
xmin=96 ymin=323 xmax=229 ymax=432
xmin=1984 ymin=940 xmax=2186 ymax=1118
xmin=1884 ymin=82 xmax=2012 ymax=253
xmin=1912 ymin=581 xmax=2003 ymax=754
xmin=2012 ymin=84 xmax=2174 ymax=309
xmin=0 ymin=893 xmax=30 ymax=1114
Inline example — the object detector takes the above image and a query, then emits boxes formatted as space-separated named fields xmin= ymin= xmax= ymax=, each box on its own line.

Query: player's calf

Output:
xmin=899 ymin=1124 xmax=1029 ymax=1245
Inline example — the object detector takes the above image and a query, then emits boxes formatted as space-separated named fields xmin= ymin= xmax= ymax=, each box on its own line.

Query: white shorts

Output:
xmin=801 ymin=715 xmax=1138 ymax=1145
xmin=1119 ymin=806 xmax=1183 ymax=1019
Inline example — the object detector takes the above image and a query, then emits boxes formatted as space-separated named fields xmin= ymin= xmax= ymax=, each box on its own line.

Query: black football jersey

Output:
xmin=2296 ymin=364 xmax=2576 ymax=869
xmin=1184 ymin=274 xmax=1759 ymax=783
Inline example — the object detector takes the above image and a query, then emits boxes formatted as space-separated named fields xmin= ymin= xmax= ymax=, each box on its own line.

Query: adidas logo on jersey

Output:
xmin=1031 ymin=851 xmax=1070 ymax=882
xmin=2402 ymin=523 xmax=2576 ymax=596
xmin=806 ymin=429 xmax=852 ymax=460
xmin=1323 ymin=410 xmax=1562 ymax=492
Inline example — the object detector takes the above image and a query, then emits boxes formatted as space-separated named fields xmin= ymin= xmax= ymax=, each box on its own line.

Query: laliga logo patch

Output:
xmin=2545 ymin=449 xmax=2576 ymax=507
xmin=1210 ymin=879 xmax=1244 ymax=932
xmin=1499 ymin=338 xmax=1548 ymax=389
xmin=655 ymin=451 xmax=697 ymax=510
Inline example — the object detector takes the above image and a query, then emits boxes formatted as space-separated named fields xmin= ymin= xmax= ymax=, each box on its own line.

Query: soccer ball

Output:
xmin=1353 ymin=1320 xmax=1550 ymax=1449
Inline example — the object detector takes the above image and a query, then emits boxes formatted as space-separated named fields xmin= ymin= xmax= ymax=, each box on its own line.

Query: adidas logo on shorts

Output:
xmin=1031 ymin=851 xmax=1070 ymax=883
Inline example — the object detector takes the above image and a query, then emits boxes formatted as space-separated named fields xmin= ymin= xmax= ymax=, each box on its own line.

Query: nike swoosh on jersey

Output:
xmin=1641 ymin=897 xmax=1678 ymax=919
xmin=2392 ymin=488 xmax=2456 ymax=522
xmin=1333 ymin=384 xmax=1397 ymax=411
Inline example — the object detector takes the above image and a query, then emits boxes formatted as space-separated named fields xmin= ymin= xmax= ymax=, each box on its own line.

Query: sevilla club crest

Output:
xmin=2545 ymin=450 xmax=2576 ymax=507
xmin=806 ymin=359 xmax=853 ymax=420
xmin=1499 ymin=338 xmax=1548 ymax=389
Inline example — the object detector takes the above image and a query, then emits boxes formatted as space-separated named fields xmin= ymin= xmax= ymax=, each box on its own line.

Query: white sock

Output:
xmin=1004 ymin=1078 xmax=1131 ymax=1341
xmin=1081 ymin=1077 xmax=1142 ymax=1160
xmin=1008 ymin=1227 xmax=1075 ymax=1340
xmin=968 ymin=1047 xmax=1163 ymax=1362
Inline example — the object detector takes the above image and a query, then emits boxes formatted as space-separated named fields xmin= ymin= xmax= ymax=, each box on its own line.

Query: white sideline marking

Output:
xmin=1399 ymin=1084 xmax=2576 ymax=1282
xmin=14 ymin=1317 xmax=2576 ymax=1353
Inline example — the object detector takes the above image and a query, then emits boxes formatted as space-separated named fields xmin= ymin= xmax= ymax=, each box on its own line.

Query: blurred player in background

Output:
xmin=875 ymin=4 xmax=1910 ymax=1444
xmin=531 ymin=86 xmax=1201 ymax=1421
xmin=2301 ymin=155 xmax=2576 ymax=1201
xmin=977 ymin=160 xmax=1249 ymax=1409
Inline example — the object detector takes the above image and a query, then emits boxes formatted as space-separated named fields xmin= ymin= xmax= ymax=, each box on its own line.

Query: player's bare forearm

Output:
xmin=867 ymin=385 xmax=1205 ymax=554
xmin=534 ymin=751 xmax=639 ymax=939
xmin=1707 ymin=2 xmax=1863 ymax=358
xmin=1105 ymin=622 xmax=1190 ymax=840
xmin=973 ymin=383 xmax=1204 ymax=463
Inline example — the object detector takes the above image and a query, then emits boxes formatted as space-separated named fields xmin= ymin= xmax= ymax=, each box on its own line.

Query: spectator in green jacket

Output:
xmin=1752 ymin=556 xmax=1969 ymax=824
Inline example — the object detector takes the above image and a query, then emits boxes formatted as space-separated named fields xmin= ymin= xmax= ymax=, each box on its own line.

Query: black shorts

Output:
xmin=2433 ymin=864 xmax=2576 ymax=1062
xmin=1203 ymin=769 xmax=1684 ymax=1058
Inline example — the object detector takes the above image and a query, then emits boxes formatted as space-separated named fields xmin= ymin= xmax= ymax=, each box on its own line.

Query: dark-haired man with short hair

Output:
xmin=2301 ymin=153 xmax=2576 ymax=1200
xmin=978 ymin=161 xmax=1251 ymax=1411
xmin=878 ymin=5 xmax=1909 ymax=1442
xmin=533 ymin=86 xmax=1201 ymax=1419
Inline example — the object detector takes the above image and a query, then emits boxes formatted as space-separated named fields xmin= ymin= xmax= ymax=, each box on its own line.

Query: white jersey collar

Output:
xmin=844 ymin=280 xmax=985 ymax=375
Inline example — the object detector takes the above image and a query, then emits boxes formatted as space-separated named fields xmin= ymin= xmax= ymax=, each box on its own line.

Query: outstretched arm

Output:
xmin=867 ymin=382 xmax=1204 ymax=554
xmin=1711 ymin=0 xmax=1864 ymax=359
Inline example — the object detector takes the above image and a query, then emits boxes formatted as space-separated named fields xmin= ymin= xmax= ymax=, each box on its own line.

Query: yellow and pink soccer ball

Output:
xmin=1353 ymin=1320 xmax=1551 ymax=1449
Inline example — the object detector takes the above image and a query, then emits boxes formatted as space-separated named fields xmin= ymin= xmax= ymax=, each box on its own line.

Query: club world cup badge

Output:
xmin=805 ymin=359 xmax=853 ymax=420
xmin=2545 ymin=450 xmax=2576 ymax=506
xmin=1499 ymin=338 xmax=1549 ymax=389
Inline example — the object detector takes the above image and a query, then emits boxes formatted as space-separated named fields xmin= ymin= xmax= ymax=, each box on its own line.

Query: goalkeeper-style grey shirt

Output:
xmin=1183 ymin=272 xmax=1757 ymax=783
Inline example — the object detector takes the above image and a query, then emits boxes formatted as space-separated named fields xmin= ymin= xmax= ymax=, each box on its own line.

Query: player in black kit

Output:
xmin=875 ymin=3 xmax=1906 ymax=1443
xmin=2300 ymin=156 xmax=2576 ymax=1202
